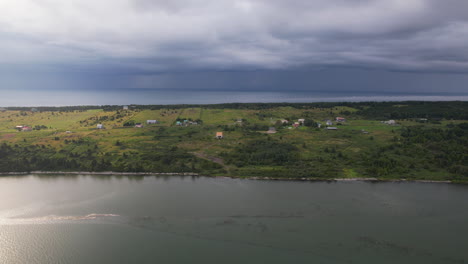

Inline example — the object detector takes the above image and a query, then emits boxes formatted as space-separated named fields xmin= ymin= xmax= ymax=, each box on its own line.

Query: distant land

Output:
xmin=0 ymin=101 xmax=467 ymax=182
xmin=1 ymin=88 xmax=468 ymax=106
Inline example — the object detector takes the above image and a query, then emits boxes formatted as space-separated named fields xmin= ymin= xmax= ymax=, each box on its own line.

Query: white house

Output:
xmin=147 ymin=120 xmax=158 ymax=124
xmin=382 ymin=120 xmax=396 ymax=125
xmin=298 ymin=119 xmax=305 ymax=125
xmin=123 ymin=105 xmax=129 ymax=110
xmin=326 ymin=127 xmax=338 ymax=130
xmin=97 ymin=124 xmax=104 ymax=129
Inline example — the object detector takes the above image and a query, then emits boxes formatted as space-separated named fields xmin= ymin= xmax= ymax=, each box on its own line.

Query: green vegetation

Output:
xmin=0 ymin=101 xmax=467 ymax=182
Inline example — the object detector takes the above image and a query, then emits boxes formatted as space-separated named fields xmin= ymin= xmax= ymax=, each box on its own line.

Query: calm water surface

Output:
xmin=0 ymin=175 xmax=467 ymax=264
xmin=1 ymin=88 xmax=467 ymax=106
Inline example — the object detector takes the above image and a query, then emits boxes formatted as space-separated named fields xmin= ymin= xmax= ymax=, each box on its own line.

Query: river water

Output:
xmin=0 ymin=175 xmax=467 ymax=264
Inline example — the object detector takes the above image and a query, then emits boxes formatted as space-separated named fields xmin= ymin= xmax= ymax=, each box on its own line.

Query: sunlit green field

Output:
xmin=0 ymin=102 xmax=466 ymax=181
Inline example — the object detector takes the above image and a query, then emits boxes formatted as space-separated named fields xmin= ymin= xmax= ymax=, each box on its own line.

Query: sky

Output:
xmin=0 ymin=0 xmax=468 ymax=97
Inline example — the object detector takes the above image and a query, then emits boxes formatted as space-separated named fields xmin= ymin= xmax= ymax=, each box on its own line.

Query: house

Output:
xmin=293 ymin=122 xmax=300 ymax=128
xmin=216 ymin=132 xmax=223 ymax=139
xmin=97 ymin=124 xmax=104 ymax=129
xmin=317 ymin=123 xmax=322 ymax=128
xmin=22 ymin=126 xmax=32 ymax=132
xmin=31 ymin=108 xmax=38 ymax=112
xmin=175 ymin=121 xmax=182 ymax=126
xmin=0 ymin=107 xmax=6 ymax=112
xmin=326 ymin=127 xmax=338 ymax=130
xmin=147 ymin=120 xmax=158 ymax=124
xmin=336 ymin=117 xmax=346 ymax=122
xmin=123 ymin=105 xmax=129 ymax=110
xmin=267 ymin=127 xmax=277 ymax=134
xmin=236 ymin=119 xmax=243 ymax=123
xmin=325 ymin=120 xmax=333 ymax=126
xmin=281 ymin=119 xmax=289 ymax=124
xmin=15 ymin=125 xmax=24 ymax=131
xmin=135 ymin=123 xmax=143 ymax=128
xmin=66 ymin=131 xmax=72 ymax=134
xmin=298 ymin=119 xmax=305 ymax=125
xmin=385 ymin=120 xmax=396 ymax=125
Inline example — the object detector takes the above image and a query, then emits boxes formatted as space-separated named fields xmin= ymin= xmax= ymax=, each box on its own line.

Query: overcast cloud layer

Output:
xmin=0 ymin=0 xmax=468 ymax=94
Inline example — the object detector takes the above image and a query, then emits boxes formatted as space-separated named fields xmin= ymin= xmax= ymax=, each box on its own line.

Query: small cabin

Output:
xmin=326 ymin=127 xmax=338 ymax=130
xmin=216 ymin=132 xmax=223 ymax=139
xmin=135 ymin=123 xmax=143 ymax=128
xmin=336 ymin=117 xmax=346 ymax=122
xmin=97 ymin=124 xmax=104 ymax=129
xmin=147 ymin=120 xmax=157 ymax=124
xmin=298 ymin=119 xmax=305 ymax=125
xmin=22 ymin=126 xmax=32 ymax=132
xmin=267 ymin=127 xmax=277 ymax=134
xmin=123 ymin=105 xmax=129 ymax=110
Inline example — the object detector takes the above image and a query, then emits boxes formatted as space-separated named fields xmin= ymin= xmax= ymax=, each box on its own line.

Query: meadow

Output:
xmin=0 ymin=101 xmax=466 ymax=181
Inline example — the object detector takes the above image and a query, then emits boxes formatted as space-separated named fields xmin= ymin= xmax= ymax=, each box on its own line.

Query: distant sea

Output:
xmin=1 ymin=88 xmax=467 ymax=106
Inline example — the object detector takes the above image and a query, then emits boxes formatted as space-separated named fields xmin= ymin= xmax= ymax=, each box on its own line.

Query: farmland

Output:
xmin=0 ymin=101 xmax=467 ymax=182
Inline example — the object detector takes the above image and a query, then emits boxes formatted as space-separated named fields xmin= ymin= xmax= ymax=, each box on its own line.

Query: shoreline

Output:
xmin=0 ymin=171 xmax=455 ymax=183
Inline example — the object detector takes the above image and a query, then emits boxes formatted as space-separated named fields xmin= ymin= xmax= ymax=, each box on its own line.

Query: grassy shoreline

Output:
xmin=0 ymin=171 xmax=457 ymax=183
xmin=0 ymin=102 xmax=466 ymax=181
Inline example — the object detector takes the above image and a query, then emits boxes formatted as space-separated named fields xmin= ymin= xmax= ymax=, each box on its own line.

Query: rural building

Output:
xmin=135 ymin=123 xmax=143 ymax=128
xmin=298 ymin=119 xmax=305 ymax=125
xmin=123 ymin=105 xmax=129 ymax=110
xmin=293 ymin=122 xmax=300 ymax=128
xmin=382 ymin=120 xmax=396 ymax=125
xmin=216 ymin=132 xmax=224 ymax=139
xmin=281 ymin=119 xmax=288 ymax=124
xmin=147 ymin=120 xmax=158 ymax=124
xmin=31 ymin=108 xmax=38 ymax=112
xmin=267 ymin=127 xmax=277 ymax=134
xmin=317 ymin=123 xmax=322 ymax=128
xmin=22 ymin=126 xmax=32 ymax=132
xmin=336 ymin=117 xmax=346 ymax=122
xmin=326 ymin=127 xmax=338 ymax=130
xmin=15 ymin=125 xmax=24 ymax=131
xmin=325 ymin=120 xmax=333 ymax=126
xmin=97 ymin=124 xmax=104 ymax=129
xmin=0 ymin=107 xmax=6 ymax=112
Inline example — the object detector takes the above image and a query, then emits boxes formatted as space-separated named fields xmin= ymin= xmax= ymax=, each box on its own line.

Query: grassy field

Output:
xmin=0 ymin=102 xmax=466 ymax=181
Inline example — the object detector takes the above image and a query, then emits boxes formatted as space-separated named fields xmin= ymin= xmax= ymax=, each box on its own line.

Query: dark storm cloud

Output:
xmin=0 ymin=0 xmax=468 ymax=93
